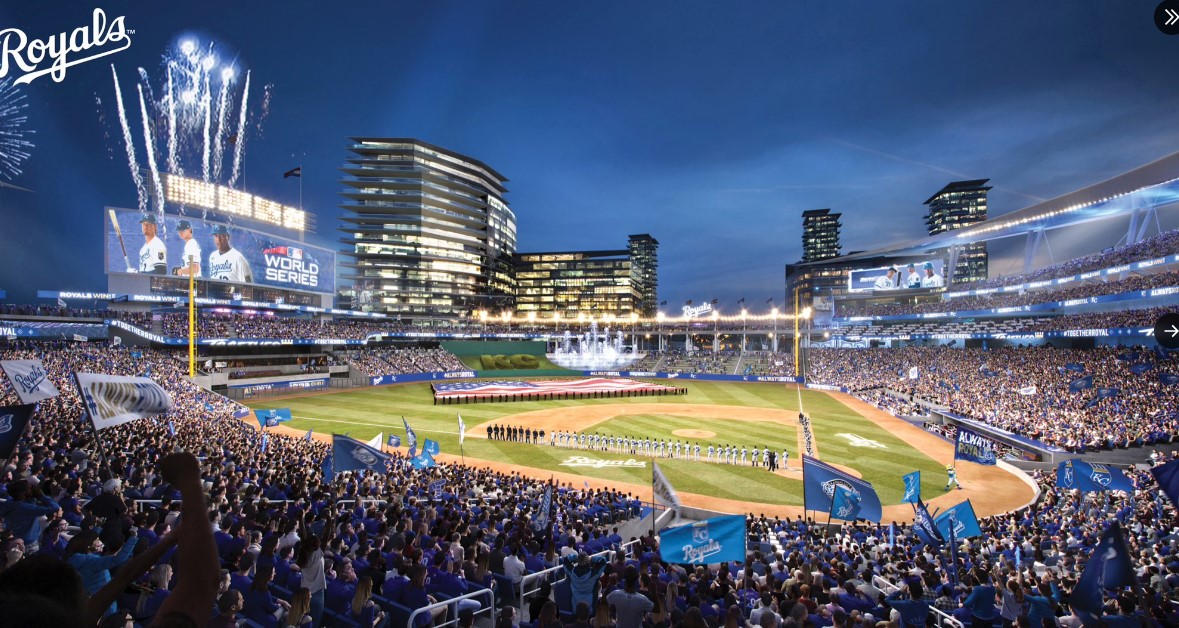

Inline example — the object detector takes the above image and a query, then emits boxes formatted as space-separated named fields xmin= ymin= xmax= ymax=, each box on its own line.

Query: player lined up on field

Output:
xmin=514 ymin=429 xmax=795 ymax=470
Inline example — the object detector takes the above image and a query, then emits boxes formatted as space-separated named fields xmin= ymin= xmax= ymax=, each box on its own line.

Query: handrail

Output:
xmin=873 ymin=576 xmax=963 ymax=628
xmin=406 ymin=586 xmax=495 ymax=628
xmin=516 ymin=538 xmax=642 ymax=619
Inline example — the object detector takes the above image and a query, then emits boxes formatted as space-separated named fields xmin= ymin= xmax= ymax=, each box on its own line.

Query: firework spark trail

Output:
xmin=165 ymin=65 xmax=180 ymax=176
xmin=212 ymin=77 xmax=231 ymax=182
xmin=138 ymin=84 xmax=165 ymax=219
xmin=136 ymin=67 xmax=157 ymax=118
xmin=229 ymin=70 xmax=250 ymax=187
xmin=201 ymin=73 xmax=211 ymax=182
xmin=111 ymin=66 xmax=146 ymax=210
xmin=0 ymin=78 xmax=34 ymax=180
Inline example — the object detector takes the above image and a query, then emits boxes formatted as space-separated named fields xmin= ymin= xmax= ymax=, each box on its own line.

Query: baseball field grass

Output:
xmin=248 ymin=381 xmax=949 ymax=507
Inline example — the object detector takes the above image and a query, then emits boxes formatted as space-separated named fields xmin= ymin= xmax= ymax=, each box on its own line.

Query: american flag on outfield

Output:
xmin=433 ymin=378 xmax=677 ymax=399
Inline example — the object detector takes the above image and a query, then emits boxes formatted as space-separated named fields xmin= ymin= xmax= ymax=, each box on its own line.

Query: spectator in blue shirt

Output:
xmin=0 ymin=480 xmax=60 ymax=552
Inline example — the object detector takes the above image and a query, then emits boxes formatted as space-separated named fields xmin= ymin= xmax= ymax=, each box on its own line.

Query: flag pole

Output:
xmin=71 ymin=373 xmax=110 ymax=469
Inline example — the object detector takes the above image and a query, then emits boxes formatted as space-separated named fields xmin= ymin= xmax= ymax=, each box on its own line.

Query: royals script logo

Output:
xmin=0 ymin=9 xmax=133 ymax=85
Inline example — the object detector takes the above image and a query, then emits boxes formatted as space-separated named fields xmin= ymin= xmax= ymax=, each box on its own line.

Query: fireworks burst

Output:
xmin=0 ymin=78 xmax=35 ymax=182
xmin=106 ymin=35 xmax=265 ymax=215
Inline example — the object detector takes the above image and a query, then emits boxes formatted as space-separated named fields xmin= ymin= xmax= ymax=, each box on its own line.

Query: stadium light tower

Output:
xmin=771 ymin=307 xmax=779 ymax=353
xmin=712 ymin=310 xmax=719 ymax=352
xmin=630 ymin=311 xmax=638 ymax=352
xmin=741 ymin=308 xmax=747 ymax=353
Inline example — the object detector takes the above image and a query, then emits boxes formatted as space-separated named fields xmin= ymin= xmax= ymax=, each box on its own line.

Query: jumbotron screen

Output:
xmin=847 ymin=259 xmax=946 ymax=292
xmin=104 ymin=208 xmax=336 ymax=294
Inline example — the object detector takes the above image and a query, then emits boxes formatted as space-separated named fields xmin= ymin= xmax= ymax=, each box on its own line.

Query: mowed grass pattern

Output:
xmin=250 ymin=381 xmax=947 ymax=506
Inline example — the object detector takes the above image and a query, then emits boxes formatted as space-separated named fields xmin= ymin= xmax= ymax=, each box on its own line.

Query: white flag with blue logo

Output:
xmin=75 ymin=372 xmax=173 ymax=431
xmin=366 ymin=432 xmax=384 ymax=449
xmin=458 ymin=414 xmax=466 ymax=445
xmin=0 ymin=360 xmax=60 ymax=404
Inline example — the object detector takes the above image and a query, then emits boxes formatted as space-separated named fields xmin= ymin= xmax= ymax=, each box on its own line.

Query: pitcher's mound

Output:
xmin=672 ymin=429 xmax=716 ymax=439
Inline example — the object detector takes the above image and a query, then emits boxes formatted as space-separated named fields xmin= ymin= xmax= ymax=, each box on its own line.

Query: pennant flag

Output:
xmin=366 ymin=432 xmax=384 ymax=449
xmin=1085 ymin=387 xmax=1120 ymax=409
xmin=653 ymin=462 xmax=682 ymax=518
xmin=261 ymin=434 xmax=269 ymax=453
xmin=305 ymin=429 xmax=313 ymax=442
xmin=387 ymin=434 xmax=401 ymax=448
xmin=167 ymin=420 xmax=176 ymax=437
xmin=424 ymin=439 xmax=440 ymax=456
xmin=737 ymin=297 xmax=745 ymax=304
xmin=531 ymin=482 xmax=553 ymax=532
xmin=901 ymin=471 xmax=921 ymax=504
xmin=1069 ymin=522 xmax=1136 ymax=615
xmin=658 ymin=515 xmax=746 ymax=565
xmin=1116 ymin=351 xmax=1139 ymax=362
xmin=0 ymin=404 xmax=36 ymax=460
xmin=954 ymin=426 xmax=998 ymax=465
xmin=0 ymin=360 xmax=61 ymax=404
xmin=933 ymin=500 xmax=982 ymax=539
xmin=1016 ymin=546 xmax=1022 ymax=567
xmin=912 ymin=498 xmax=943 ymax=547
xmin=255 ymin=408 xmax=292 ymax=429
xmin=1069 ymin=375 xmax=1094 ymax=392
xmin=75 ymin=373 xmax=173 ymax=430
xmin=767 ymin=297 xmax=773 ymax=304
xmin=409 ymin=449 xmax=436 ymax=469
xmin=830 ymin=484 xmax=862 ymax=521
xmin=802 ymin=456 xmax=882 ymax=522
xmin=458 ymin=414 xmax=466 ymax=445
xmin=56 ymin=297 xmax=67 ymax=308
xmin=1150 ymin=457 xmax=1179 ymax=507
xmin=1018 ymin=385 xmax=1037 ymax=396
xmin=402 ymin=417 xmax=417 ymax=451
xmin=1064 ymin=362 xmax=1086 ymax=373
xmin=1056 ymin=459 xmax=1135 ymax=493
xmin=1161 ymin=372 xmax=1179 ymax=386
xmin=888 ymin=522 xmax=895 ymax=549
xmin=322 ymin=455 xmax=333 ymax=483
xmin=332 ymin=434 xmax=392 ymax=475
xmin=111 ymin=336 xmax=122 ymax=347
xmin=203 ymin=402 xmax=215 ymax=412
xmin=72 ymin=334 xmax=87 ymax=343
xmin=283 ymin=166 xmax=302 ymax=178
xmin=1129 ymin=363 xmax=1152 ymax=375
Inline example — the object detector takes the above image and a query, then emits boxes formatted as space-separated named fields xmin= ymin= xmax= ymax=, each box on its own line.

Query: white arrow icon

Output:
xmin=1168 ymin=8 xmax=1179 ymax=25
xmin=1169 ymin=325 xmax=1179 ymax=338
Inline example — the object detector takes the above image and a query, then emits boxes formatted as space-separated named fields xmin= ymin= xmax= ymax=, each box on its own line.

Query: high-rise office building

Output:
xmin=339 ymin=138 xmax=517 ymax=319
xmin=515 ymin=235 xmax=658 ymax=318
xmin=924 ymin=179 xmax=990 ymax=283
xmin=801 ymin=209 xmax=842 ymax=262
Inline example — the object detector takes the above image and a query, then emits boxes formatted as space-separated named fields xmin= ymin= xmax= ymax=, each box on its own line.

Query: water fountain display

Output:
xmin=549 ymin=321 xmax=641 ymax=370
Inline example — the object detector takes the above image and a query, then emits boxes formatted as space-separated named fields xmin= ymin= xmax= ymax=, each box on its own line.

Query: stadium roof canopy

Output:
xmin=807 ymin=150 xmax=1179 ymax=266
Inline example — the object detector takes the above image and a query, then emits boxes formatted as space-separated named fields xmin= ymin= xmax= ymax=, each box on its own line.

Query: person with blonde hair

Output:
xmin=350 ymin=576 xmax=387 ymax=628
xmin=284 ymin=587 xmax=312 ymax=627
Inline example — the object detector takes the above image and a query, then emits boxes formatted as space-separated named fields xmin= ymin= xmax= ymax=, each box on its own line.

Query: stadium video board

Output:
xmin=104 ymin=208 xmax=336 ymax=295
xmin=847 ymin=259 xmax=946 ymax=292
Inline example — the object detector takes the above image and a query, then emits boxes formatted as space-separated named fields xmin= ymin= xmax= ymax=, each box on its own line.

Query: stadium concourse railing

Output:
xmin=407 ymin=587 xmax=496 ymax=628
xmin=873 ymin=575 xmax=964 ymax=628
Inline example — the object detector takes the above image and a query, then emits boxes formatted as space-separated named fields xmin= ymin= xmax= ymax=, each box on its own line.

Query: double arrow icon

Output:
xmin=1168 ymin=7 xmax=1179 ymax=25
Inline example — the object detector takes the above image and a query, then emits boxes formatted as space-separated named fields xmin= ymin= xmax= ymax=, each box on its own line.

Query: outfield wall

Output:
xmin=365 ymin=369 xmax=809 ymax=387
xmin=440 ymin=340 xmax=548 ymax=356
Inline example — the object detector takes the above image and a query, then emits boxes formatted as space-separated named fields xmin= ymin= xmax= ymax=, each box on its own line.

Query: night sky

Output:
xmin=1 ymin=1 xmax=1178 ymax=310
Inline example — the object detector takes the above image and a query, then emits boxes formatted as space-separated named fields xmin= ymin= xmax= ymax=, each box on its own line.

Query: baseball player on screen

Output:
xmin=172 ymin=220 xmax=202 ymax=277
xmin=921 ymin=262 xmax=945 ymax=288
xmin=873 ymin=266 xmax=898 ymax=290
xmin=905 ymin=263 xmax=922 ymax=289
xmin=137 ymin=214 xmax=168 ymax=275
xmin=207 ymin=224 xmax=253 ymax=283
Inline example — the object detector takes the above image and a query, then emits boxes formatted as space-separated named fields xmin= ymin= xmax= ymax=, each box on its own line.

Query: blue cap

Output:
xmin=176 ymin=220 xmax=192 ymax=231
xmin=139 ymin=213 xmax=157 ymax=224
xmin=923 ymin=262 xmax=934 ymax=270
xmin=210 ymin=224 xmax=230 ymax=235
xmin=907 ymin=263 xmax=916 ymax=270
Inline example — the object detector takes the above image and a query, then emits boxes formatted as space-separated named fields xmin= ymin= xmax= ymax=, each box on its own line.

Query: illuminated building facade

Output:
xmin=924 ymin=179 xmax=990 ymax=284
xmin=515 ymin=234 xmax=659 ymax=318
xmin=339 ymin=139 xmax=517 ymax=319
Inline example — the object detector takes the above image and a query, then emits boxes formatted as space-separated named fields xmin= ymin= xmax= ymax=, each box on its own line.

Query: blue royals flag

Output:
xmin=1150 ymin=457 xmax=1179 ymax=507
xmin=304 ymin=429 xmax=313 ymax=442
xmin=933 ymin=500 xmax=982 ymax=540
xmin=830 ymin=484 xmax=861 ymax=521
xmin=1160 ymin=372 xmax=1179 ymax=386
xmin=1129 ymin=363 xmax=1153 ymax=375
xmin=912 ymin=498 xmax=944 ymax=547
xmin=1064 ymin=362 xmax=1086 ymax=373
xmin=424 ymin=439 xmax=441 ymax=456
xmin=428 ymin=479 xmax=445 ymax=498
xmin=901 ymin=471 xmax=921 ymax=504
xmin=410 ymin=449 xmax=436 ymax=469
xmin=1069 ymin=375 xmax=1094 ymax=392
xmin=1069 ymin=521 xmax=1136 ymax=616
xmin=1085 ymin=387 xmax=1120 ymax=409
xmin=0 ymin=404 xmax=35 ymax=460
xmin=387 ymin=434 xmax=401 ymax=448
xmin=402 ymin=417 xmax=417 ymax=450
xmin=954 ymin=426 xmax=998 ymax=465
xmin=331 ymin=434 xmax=393 ymax=475
xmin=531 ymin=482 xmax=553 ymax=533
xmin=803 ymin=456 xmax=883 ymax=522
xmin=658 ymin=515 xmax=747 ymax=565
xmin=167 ymin=420 xmax=176 ymax=437
xmin=1056 ymin=459 xmax=1135 ymax=493
xmin=256 ymin=408 xmax=292 ymax=429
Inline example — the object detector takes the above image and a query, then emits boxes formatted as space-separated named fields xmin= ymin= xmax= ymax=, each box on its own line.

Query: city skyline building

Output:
xmin=801 ymin=209 xmax=842 ymax=263
xmin=514 ymin=234 xmax=658 ymax=319
xmin=923 ymin=179 xmax=991 ymax=284
xmin=338 ymin=138 xmax=517 ymax=319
